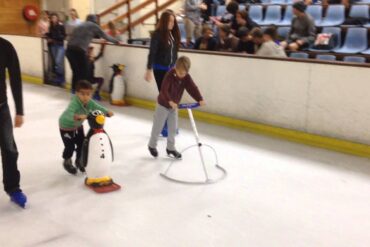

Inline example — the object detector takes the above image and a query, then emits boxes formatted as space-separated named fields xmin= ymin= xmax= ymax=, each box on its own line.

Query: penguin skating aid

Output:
xmin=160 ymin=103 xmax=227 ymax=185
xmin=82 ymin=110 xmax=121 ymax=193
xmin=109 ymin=64 xmax=127 ymax=106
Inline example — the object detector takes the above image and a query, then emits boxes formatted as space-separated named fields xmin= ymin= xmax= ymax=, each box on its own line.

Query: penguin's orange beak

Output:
xmin=96 ymin=115 xmax=105 ymax=125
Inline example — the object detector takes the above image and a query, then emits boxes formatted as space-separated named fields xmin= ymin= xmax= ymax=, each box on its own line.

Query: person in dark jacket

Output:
xmin=236 ymin=27 xmax=255 ymax=54
xmin=145 ymin=10 xmax=181 ymax=91
xmin=46 ymin=13 xmax=66 ymax=86
xmin=0 ymin=37 xmax=27 ymax=207
xmin=194 ymin=25 xmax=217 ymax=51
xmin=235 ymin=10 xmax=259 ymax=38
xmin=215 ymin=24 xmax=239 ymax=52
xmin=66 ymin=14 xmax=120 ymax=93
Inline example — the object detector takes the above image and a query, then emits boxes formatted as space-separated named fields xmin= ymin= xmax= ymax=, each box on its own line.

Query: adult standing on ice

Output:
xmin=145 ymin=10 xmax=181 ymax=137
xmin=0 ymin=37 xmax=27 ymax=208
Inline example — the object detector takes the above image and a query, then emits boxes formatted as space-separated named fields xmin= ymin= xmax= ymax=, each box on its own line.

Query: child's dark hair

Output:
xmin=226 ymin=1 xmax=239 ymax=15
xmin=263 ymin=26 xmax=278 ymax=40
xmin=76 ymin=80 xmax=93 ymax=91
xmin=250 ymin=27 xmax=263 ymax=39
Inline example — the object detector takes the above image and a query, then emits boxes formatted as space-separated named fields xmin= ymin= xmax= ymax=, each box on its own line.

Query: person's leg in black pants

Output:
xmin=0 ymin=103 xmax=21 ymax=194
xmin=74 ymin=126 xmax=85 ymax=165
xmin=153 ymin=69 xmax=171 ymax=136
xmin=60 ymin=128 xmax=78 ymax=174
xmin=153 ymin=69 xmax=169 ymax=92
xmin=66 ymin=48 xmax=88 ymax=92
xmin=60 ymin=129 xmax=76 ymax=160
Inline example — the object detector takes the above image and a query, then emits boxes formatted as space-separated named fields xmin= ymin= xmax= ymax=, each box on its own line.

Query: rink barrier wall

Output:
xmin=3 ymin=33 xmax=370 ymax=158
xmin=20 ymin=74 xmax=370 ymax=159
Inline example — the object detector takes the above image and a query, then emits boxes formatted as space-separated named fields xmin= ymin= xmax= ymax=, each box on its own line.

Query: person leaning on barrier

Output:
xmin=66 ymin=14 xmax=122 ymax=93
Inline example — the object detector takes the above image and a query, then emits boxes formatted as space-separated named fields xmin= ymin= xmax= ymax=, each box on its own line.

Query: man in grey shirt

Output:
xmin=66 ymin=14 xmax=121 ymax=92
xmin=280 ymin=1 xmax=316 ymax=51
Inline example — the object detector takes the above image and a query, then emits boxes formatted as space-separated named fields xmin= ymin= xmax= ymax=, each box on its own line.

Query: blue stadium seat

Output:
xmin=316 ymin=5 xmax=345 ymax=27
xmin=316 ymin=54 xmax=336 ymax=61
xmin=260 ymin=0 xmax=271 ymax=4
xmin=217 ymin=5 xmax=226 ymax=16
xmin=343 ymin=56 xmax=366 ymax=63
xmin=309 ymin=27 xmax=341 ymax=52
xmin=248 ymin=5 xmax=263 ymax=24
xmin=306 ymin=5 xmax=323 ymax=26
xmin=334 ymin=27 xmax=367 ymax=54
xmin=259 ymin=5 xmax=282 ymax=26
xmin=277 ymin=26 xmax=291 ymax=40
xmin=277 ymin=6 xmax=293 ymax=26
xmin=361 ymin=48 xmax=370 ymax=55
xmin=349 ymin=5 xmax=369 ymax=19
xmin=357 ymin=0 xmax=370 ymax=3
xmin=177 ymin=22 xmax=186 ymax=43
xmin=270 ymin=0 xmax=286 ymax=4
xmin=289 ymin=52 xmax=309 ymax=59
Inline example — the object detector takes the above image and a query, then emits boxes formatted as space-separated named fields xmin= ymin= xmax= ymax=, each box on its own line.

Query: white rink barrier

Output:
xmin=3 ymin=34 xmax=370 ymax=146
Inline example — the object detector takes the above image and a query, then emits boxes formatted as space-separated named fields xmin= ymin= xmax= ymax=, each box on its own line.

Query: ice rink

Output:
xmin=0 ymin=83 xmax=369 ymax=247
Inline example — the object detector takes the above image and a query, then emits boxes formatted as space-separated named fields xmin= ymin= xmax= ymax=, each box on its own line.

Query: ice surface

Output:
xmin=0 ymin=84 xmax=369 ymax=247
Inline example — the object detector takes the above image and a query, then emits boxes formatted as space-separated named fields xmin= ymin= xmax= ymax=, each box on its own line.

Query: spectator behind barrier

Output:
xmin=183 ymin=0 xmax=206 ymax=47
xmin=194 ymin=25 xmax=217 ymax=51
xmin=251 ymin=27 xmax=287 ymax=57
xmin=215 ymin=24 xmax=239 ymax=52
xmin=65 ymin=8 xmax=81 ymax=40
xmin=280 ymin=1 xmax=316 ymax=52
xmin=235 ymin=10 xmax=259 ymax=38
xmin=210 ymin=1 xmax=239 ymax=32
xmin=236 ymin=26 xmax=255 ymax=54
xmin=106 ymin=21 xmax=122 ymax=41
xmin=37 ymin=11 xmax=50 ymax=37
xmin=46 ymin=13 xmax=66 ymax=86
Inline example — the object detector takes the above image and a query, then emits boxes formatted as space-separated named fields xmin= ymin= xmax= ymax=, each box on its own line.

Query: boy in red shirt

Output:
xmin=148 ymin=56 xmax=205 ymax=159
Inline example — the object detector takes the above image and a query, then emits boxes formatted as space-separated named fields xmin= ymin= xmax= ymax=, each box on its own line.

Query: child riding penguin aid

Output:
xmin=109 ymin=64 xmax=127 ymax=106
xmin=81 ymin=110 xmax=121 ymax=193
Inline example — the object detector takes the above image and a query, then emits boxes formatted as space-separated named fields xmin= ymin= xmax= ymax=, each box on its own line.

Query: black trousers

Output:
xmin=0 ymin=102 xmax=21 ymax=194
xmin=60 ymin=126 xmax=85 ymax=161
xmin=66 ymin=47 xmax=88 ymax=92
xmin=153 ymin=69 xmax=169 ymax=92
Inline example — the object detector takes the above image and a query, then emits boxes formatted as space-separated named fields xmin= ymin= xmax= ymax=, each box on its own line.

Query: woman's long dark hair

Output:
xmin=155 ymin=10 xmax=180 ymax=49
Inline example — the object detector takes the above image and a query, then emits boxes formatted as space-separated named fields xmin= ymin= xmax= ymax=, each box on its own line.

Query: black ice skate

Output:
xmin=148 ymin=146 xmax=158 ymax=158
xmin=166 ymin=149 xmax=182 ymax=159
xmin=63 ymin=159 xmax=77 ymax=175
xmin=75 ymin=159 xmax=85 ymax=173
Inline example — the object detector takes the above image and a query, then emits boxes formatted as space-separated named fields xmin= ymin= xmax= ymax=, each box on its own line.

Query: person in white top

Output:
xmin=37 ymin=11 xmax=50 ymax=37
xmin=251 ymin=27 xmax=287 ymax=58
xmin=65 ymin=8 xmax=82 ymax=40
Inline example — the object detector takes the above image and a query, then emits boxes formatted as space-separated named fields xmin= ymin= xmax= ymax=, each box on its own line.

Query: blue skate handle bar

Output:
xmin=178 ymin=103 xmax=200 ymax=109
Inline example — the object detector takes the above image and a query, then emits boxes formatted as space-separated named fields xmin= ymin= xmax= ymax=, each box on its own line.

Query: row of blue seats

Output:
xmin=290 ymin=53 xmax=368 ymax=63
xmin=247 ymin=4 xmax=370 ymax=27
xmin=178 ymin=20 xmax=369 ymax=54
xmin=249 ymin=0 xmax=370 ymax=5
xmin=276 ymin=26 xmax=369 ymax=53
